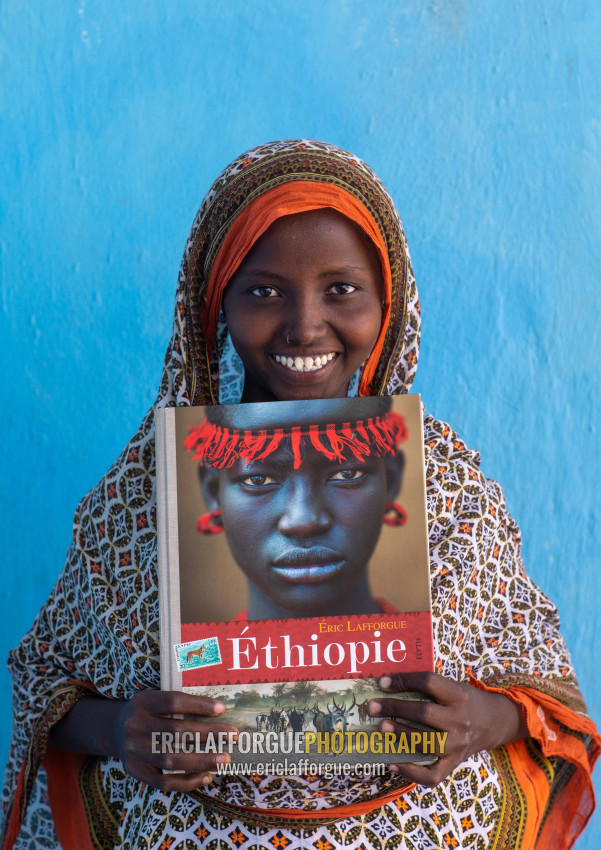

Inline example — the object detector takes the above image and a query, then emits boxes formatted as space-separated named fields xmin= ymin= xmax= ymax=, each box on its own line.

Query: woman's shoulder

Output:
xmin=72 ymin=406 xmax=157 ymax=529
xmin=421 ymin=411 xmax=520 ymax=555
xmin=423 ymin=412 xmax=504 ymax=496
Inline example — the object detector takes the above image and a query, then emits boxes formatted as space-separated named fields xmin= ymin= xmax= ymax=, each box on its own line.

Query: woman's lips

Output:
xmin=271 ymin=547 xmax=345 ymax=583
xmin=272 ymin=353 xmax=338 ymax=373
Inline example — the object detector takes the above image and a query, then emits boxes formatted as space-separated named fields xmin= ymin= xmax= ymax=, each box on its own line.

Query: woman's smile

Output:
xmin=272 ymin=352 xmax=337 ymax=373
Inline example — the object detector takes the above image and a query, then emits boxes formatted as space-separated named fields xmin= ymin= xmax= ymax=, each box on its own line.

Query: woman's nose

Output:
xmin=283 ymin=293 xmax=328 ymax=346
xmin=278 ymin=484 xmax=332 ymax=537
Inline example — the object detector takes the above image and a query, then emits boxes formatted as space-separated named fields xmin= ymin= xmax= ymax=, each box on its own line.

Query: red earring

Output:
xmin=196 ymin=509 xmax=224 ymax=535
xmin=383 ymin=501 xmax=407 ymax=527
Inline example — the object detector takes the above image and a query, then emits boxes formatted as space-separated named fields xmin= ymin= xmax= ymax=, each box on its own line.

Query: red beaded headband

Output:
xmin=184 ymin=411 xmax=408 ymax=471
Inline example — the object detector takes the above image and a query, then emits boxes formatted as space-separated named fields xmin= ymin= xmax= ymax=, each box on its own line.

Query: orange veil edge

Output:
xmin=469 ymin=675 xmax=601 ymax=850
xmin=3 ymin=750 xmax=94 ymax=850
xmin=201 ymin=182 xmax=394 ymax=398
xmin=2 ymin=680 xmax=98 ymax=850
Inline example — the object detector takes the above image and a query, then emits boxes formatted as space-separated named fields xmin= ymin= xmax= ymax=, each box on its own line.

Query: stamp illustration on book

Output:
xmin=174 ymin=636 xmax=222 ymax=672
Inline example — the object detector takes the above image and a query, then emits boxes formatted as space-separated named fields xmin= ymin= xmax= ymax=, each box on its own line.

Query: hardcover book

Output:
xmin=156 ymin=394 xmax=434 ymax=767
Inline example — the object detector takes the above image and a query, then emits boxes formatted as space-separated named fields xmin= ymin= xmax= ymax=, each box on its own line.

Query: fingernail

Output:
xmin=389 ymin=764 xmax=400 ymax=774
xmin=201 ymin=773 xmax=212 ymax=786
xmin=215 ymin=753 xmax=230 ymax=765
xmin=369 ymin=700 xmax=381 ymax=715
xmin=213 ymin=701 xmax=226 ymax=715
xmin=380 ymin=676 xmax=392 ymax=690
xmin=380 ymin=720 xmax=395 ymax=733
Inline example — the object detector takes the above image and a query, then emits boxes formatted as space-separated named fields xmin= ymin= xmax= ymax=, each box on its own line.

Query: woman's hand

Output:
xmin=369 ymin=672 xmax=528 ymax=787
xmin=49 ymin=691 xmax=238 ymax=793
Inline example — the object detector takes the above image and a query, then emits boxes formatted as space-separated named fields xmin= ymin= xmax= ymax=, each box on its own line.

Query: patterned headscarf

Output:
xmin=177 ymin=139 xmax=420 ymax=404
xmin=2 ymin=140 xmax=598 ymax=850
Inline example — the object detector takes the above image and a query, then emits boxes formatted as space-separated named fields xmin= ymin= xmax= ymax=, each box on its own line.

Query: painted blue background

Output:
xmin=1 ymin=1 xmax=599 ymax=843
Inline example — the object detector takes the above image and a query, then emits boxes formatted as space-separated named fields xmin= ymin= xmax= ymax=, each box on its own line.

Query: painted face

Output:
xmin=200 ymin=400 xmax=402 ymax=618
xmin=222 ymin=208 xmax=384 ymax=402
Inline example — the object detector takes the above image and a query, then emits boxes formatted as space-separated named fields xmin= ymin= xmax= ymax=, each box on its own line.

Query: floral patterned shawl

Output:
xmin=1 ymin=140 xmax=598 ymax=850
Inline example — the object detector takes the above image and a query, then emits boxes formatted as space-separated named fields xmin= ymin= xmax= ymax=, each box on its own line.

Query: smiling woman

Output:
xmin=2 ymin=139 xmax=598 ymax=850
xmin=222 ymin=209 xmax=384 ymax=401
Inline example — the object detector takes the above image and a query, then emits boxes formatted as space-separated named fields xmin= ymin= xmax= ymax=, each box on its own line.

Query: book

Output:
xmin=156 ymin=394 xmax=434 ymax=768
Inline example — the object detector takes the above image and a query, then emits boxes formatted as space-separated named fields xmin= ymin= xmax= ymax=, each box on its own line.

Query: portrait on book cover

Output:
xmin=174 ymin=395 xmax=430 ymax=625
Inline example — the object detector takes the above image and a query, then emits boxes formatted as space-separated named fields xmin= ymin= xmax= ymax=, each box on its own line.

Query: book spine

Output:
xmin=156 ymin=407 xmax=183 ymax=691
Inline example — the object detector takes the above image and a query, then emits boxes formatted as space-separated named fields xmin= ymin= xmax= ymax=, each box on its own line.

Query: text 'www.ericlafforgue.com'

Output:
xmin=215 ymin=759 xmax=386 ymax=779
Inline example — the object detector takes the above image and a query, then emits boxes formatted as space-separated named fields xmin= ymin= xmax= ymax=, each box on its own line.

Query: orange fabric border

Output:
xmin=201 ymin=781 xmax=417 ymax=823
xmin=202 ymin=181 xmax=393 ymax=396
xmin=2 ymin=761 xmax=26 ymax=850
xmin=1 ymin=680 xmax=95 ymax=850
xmin=469 ymin=675 xmax=601 ymax=849
xmin=43 ymin=744 xmax=95 ymax=850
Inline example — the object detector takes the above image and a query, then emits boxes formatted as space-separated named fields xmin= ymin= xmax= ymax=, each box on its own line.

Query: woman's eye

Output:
xmin=241 ymin=474 xmax=277 ymax=487
xmin=328 ymin=283 xmax=358 ymax=296
xmin=250 ymin=285 xmax=280 ymax=298
xmin=330 ymin=469 xmax=365 ymax=481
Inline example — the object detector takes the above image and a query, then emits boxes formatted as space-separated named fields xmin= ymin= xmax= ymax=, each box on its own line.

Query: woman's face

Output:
xmin=217 ymin=447 xmax=388 ymax=616
xmin=222 ymin=209 xmax=384 ymax=402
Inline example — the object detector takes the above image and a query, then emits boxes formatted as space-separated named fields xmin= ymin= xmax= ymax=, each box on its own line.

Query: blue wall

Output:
xmin=1 ymin=1 xmax=599 ymax=843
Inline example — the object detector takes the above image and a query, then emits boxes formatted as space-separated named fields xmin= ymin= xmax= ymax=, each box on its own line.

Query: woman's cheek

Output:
xmin=335 ymin=486 xmax=386 ymax=542
xmin=221 ymin=492 xmax=273 ymax=538
xmin=344 ymin=298 xmax=382 ymax=343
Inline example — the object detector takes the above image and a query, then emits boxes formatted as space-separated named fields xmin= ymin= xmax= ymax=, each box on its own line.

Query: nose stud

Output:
xmin=286 ymin=332 xmax=291 ymax=345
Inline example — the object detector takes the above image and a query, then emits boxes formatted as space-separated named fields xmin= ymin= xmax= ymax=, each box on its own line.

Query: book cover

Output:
xmin=157 ymin=394 xmax=434 ymax=768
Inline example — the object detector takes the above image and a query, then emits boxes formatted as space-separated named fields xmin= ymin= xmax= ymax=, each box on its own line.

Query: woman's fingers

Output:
xmin=378 ymin=719 xmax=447 ymax=756
xmin=388 ymin=757 xmax=455 ymax=789
xmin=371 ymin=673 xmax=478 ymax=731
xmin=133 ymin=688 xmax=227 ymax=718
xmin=376 ymin=714 xmax=455 ymax=787
xmin=370 ymin=675 xmax=523 ymax=786
xmin=379 ymin=671 xmax=464 ymax=704
xmin=370 ymin=695 xmax=448 ymax=729
xmin=141 ymin=716 xmax=238 ymax=740
xmin=125 ymin=755 xmax=228 ymax=793
xmin=121 ymin=715 xmax=237 ymax=779
xmin=144 ymin=740 xmax=232 ymax=774
xmin=114 ymin=690 xmax=239 ymax=785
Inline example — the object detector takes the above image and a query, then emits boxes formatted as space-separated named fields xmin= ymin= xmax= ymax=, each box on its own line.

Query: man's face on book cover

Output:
xmin=199 ymin=399 xmax=403 ymax=618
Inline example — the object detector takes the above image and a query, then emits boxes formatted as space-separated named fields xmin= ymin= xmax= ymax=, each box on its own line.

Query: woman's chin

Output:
xmin=268 ymin=593 xmax=372 ymax=619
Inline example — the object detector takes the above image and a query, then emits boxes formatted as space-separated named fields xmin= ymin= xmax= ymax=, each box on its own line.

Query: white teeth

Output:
xmin=273 ymin=353 xmax=336 ymax=372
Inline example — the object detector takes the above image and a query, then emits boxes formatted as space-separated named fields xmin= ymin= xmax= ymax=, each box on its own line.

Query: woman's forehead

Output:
xmin=212 ymin=397 xmax=390 ymax=430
